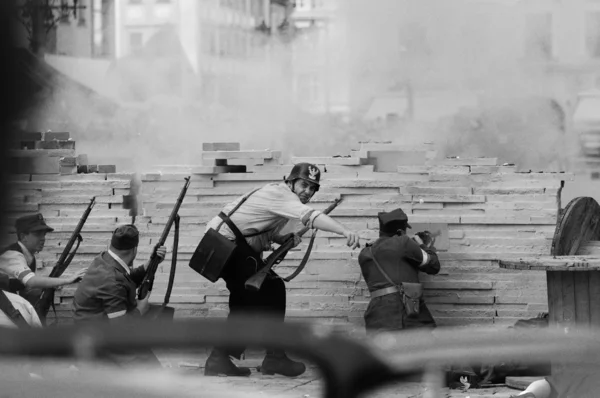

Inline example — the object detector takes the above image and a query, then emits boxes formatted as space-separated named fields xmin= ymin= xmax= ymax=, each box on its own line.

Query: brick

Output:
xmin=428 ymin=165 xmax=471 ymax=175
xmin=35 ymin=140 xmax=75 ymax=150
xmin=411 ymin=194 xmax=485 ymax=203
xmin=470 ymin=165 xmax=517 ymax=174
xmin=59 ymin=157 xmax=77 ymax=167
xmin=7 ymin=174 xmax=31 ymax=181
xmin=202 ymin=142 xmax=241 ymax=151
xmin=435 ymin=157 xmax=498 ymax=166
xmin=396 ymin=166 xmax=430 ymax=174
xmin=321 ymin=180 xmax=403 ymax=188
xmin=77 ymin=154 xmax=88 ymax=165
xmin=213 ymin=173 xmax=282 ymax=181
xmin=9 ymin=149 xmax=75 ymax=158
xmin=44 ymin=132 xmax=70 ymax=140
xmin=59 ymin=166 xmax=77 ymax=175
xmin=202 ymin=150 xmax=277 ymax=159
xmin=473 ymin=187 xmax=546 ymax=195
xmin=77 ymin=165 xmax=98 ymax=173
xmin=97 ymin=165 xmax=117 ymax=173
xmin=33 ymin=174 xmax=107 ymax=182
xmin=424 ymin=281 xmax=494 ymax=290
xmin=401 ymin=186 xmax=472 ymax=195
xmin=191 ymin=165 xmax=247 ymax=174
xmin=11 ymin=156 xmax=59 ymax=174
xmin=291 ymin=157 xmax=366 ymax=166
xmin=19 ymin=132 xmax=43 ymax=141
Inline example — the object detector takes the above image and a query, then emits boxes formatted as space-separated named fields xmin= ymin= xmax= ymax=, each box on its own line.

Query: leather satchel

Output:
xmin=369 ymin=247 xmax=423 ymax=318
xmin=189 ymin=189 xmax=260 ymax=283
xmin=189 ymin=226 xmax=237 ymax=283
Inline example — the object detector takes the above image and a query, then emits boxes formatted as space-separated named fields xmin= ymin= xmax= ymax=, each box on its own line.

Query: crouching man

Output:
xmin=72 ymin=224 xmax=166 ymax=367
xmin=358 ymin=208 xmax=440 ymax=332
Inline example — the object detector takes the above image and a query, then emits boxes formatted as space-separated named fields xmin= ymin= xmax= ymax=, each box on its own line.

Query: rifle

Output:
xmin=34 ymin=197 xmax=96 ymax=323
xmin=137 ymin=176 xmax=190 ymax=302
xmin=245 ymin=197 xmax=343 ymax=292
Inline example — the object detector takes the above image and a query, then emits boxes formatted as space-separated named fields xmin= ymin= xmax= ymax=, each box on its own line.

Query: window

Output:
xmin=586 ymin=11 xmax=600 ymax=58
xmin=129 ymin=32 xmax=144 ymax=54
xmin=77 ymin=0 xmax=87 ymax=26
xmin=60 ymin=0 xmax=71 ymax=23
xmin=524 ymin=12 xmax=553 ymax=60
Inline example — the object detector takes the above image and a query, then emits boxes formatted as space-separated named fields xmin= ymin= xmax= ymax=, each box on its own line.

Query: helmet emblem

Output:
xmin=308 ymin=166 xmax=319 ymax=180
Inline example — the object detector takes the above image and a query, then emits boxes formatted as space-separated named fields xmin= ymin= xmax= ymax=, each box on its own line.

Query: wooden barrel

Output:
xmin=548 ymin=197 xmax=600 ymax=330
xmin=551 ymin=197 xmax=600 ymax=256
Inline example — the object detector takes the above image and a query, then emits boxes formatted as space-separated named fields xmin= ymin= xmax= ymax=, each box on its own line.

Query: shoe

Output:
xmin=204 ymin=349 xmax=251 ymax=377
xmin=260 ymin=350 xmax=306 ymax=377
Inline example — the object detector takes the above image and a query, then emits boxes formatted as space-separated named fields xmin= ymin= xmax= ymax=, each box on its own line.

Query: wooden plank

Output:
xmin=560 ymin=271 xmax=576 ymax=327
xmin=547 ymin=271 xmax=563 ymax=328
xmin=499 ymin=257 xmax=600 ymax=271
xmin=589 ymin=271 xmax=600 ymax=328
xmin=573 ymin=272 xmax=591 ymax=327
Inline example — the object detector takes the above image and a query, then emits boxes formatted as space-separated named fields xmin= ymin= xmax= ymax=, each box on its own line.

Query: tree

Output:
xmin=16 ymin=0 xmax=85 ymax=57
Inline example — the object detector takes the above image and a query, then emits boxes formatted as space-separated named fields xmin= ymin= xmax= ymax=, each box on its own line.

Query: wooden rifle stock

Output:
xmin=138 ymin=177 xmax=190 ymax=300
xmin=244 ymin=198 xmax=343 ymax=291
xmin=34 ymin=197 xmax=96 ymax=322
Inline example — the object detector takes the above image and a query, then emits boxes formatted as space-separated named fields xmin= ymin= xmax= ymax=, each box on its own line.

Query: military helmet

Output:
xmin=285 ymin=163 xmax=321 ymax=191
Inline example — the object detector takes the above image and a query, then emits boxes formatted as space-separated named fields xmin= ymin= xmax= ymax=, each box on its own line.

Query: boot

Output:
xmin=260 ymin=350 xmax=306 ymax=377
xmin=204 ymin=349 xmax=251 ymax=377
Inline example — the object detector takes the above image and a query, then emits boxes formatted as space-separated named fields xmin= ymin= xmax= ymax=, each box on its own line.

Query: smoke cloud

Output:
xmin=19 ymin=0 xmax=578 ymax=172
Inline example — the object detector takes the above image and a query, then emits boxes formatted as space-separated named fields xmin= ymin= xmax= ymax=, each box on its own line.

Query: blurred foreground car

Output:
xmin=1 ymin=318 xmax=600 ymax=398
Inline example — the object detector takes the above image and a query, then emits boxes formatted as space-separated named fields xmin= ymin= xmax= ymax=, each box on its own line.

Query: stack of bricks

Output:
xmin=9 ymin=131 xmax=117 ymax=175
xmin=1 ymin=141 xmax=572 ymax=331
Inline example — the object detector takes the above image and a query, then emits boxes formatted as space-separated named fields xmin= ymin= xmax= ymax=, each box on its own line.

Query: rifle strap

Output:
xmin=163 ymin=215 xmax=179 ymax=306
xmin=215 ymin=188 xmax=260 ymax=232
xmin=282 ymin=230 xmax=317 ymax=282
xmin=217 ymin=212 xmax=261 ymax=259
xmin=0 ymin=290 xmax=30 ymax=329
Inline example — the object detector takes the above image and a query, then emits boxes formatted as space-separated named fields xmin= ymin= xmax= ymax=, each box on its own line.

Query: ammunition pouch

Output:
xmin=400 ymin=282 xmax=423 ymax=318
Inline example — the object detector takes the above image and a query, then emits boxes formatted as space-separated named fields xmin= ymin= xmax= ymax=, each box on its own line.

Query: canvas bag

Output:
xmin=369 ymin=247 xmax=423 ymax=318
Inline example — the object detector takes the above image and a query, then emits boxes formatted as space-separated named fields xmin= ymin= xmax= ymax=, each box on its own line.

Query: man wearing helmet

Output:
xmin=202 ymin=162 xmax=361 ymax=378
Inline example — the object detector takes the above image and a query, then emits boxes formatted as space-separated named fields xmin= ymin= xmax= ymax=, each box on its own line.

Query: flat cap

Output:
xmin=378 ymin=208 xmax=412 ymax=233
xmin=111 ymin=225 xmax=140 ymax=250
xmin=15 ymin=213 xmax=54 ymax=234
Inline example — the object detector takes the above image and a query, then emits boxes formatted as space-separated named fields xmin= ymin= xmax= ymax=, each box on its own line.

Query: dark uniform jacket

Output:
xmin=358 ymin=234 xmax=441 ymax=331
xmin=72 ymin=252 xmax=145 ymax=323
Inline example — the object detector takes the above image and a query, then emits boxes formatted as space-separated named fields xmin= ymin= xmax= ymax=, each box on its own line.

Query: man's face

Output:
xmin=21 ymin=230 xmax=47 ymax=253
xmin=290 ymin=179 xmax=318 ymax=204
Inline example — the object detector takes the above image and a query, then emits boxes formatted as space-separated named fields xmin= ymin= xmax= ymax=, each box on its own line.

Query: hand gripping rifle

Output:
xmin=137 ymin=177 xmax=190 ymax=303
xmin=34 ymin=197 xmax=96 ymax=324
xmin=245 ymin=197 xmax=343 ymax=292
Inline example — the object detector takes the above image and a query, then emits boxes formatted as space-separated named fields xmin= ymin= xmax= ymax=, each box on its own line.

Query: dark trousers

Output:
xmin=218 ymin=252 xmax=286 ymax=359
xmin=365 ymin=294 xmax=436 ymax=332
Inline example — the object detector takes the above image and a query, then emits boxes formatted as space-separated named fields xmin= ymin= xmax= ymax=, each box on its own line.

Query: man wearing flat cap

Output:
xmin=0 ymin=213 xmax=87 ymax=305
xmin=358 ymin=208 xmax=440 ymax=331
xmin=72 ymin=224 xmax=166 ymax=367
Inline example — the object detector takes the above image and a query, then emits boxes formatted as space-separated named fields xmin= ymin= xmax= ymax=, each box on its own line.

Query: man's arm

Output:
xmin=98 ymin=278 xmax=146 ymax=321
xmin=1 ymin=252 xmax=85 ymax=289
xmin=406 ymin=236 xmax=440 ymax=275
xmin=312 ymin=214 xmax=361 ymax=250
xmin=130 ymin=246 xmax=167 ymax=286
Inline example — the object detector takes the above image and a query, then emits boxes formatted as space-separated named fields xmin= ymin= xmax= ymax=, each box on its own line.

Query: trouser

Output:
xmin=364 ymin=294 xmax=436 ymax=332
xmin=218 ymin=250 xmax=287 ymax=359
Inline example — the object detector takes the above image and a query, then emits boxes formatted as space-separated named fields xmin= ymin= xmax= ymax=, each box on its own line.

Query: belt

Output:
xmin=370 ymin=286 xmax=400 ymax=299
